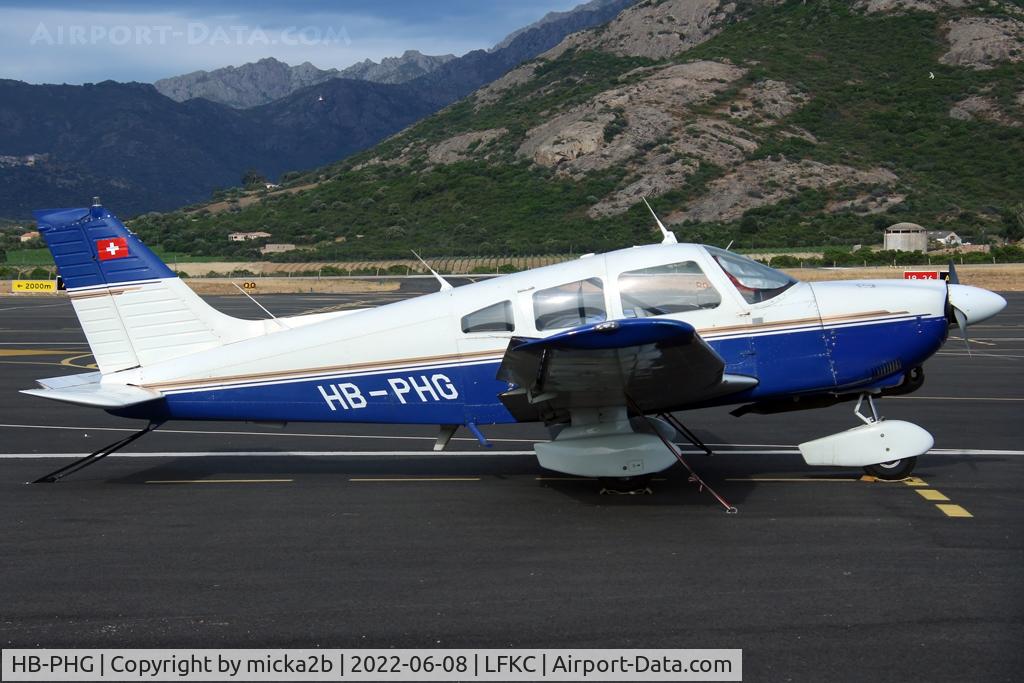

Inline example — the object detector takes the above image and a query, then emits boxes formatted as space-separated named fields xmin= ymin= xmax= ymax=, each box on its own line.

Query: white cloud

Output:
xmin=0 ymin=7 xmax=497 ymax=83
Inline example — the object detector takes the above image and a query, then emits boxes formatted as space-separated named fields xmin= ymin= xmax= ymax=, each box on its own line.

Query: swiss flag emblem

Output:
xmin=97 ymin=237 xmax=129 ymax=261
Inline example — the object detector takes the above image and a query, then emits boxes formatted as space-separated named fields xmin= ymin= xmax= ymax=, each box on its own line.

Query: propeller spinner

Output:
xmin=945 ymin=261 xmax=1007 ymax=354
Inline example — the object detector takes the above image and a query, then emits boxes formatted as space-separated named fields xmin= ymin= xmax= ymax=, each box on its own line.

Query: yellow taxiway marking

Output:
xmin=350 ymin=477 xmax=481 ymax=482
xmin=535 ymin=476 xmax=666 ymax=481
xmin=145 ymin=479 xmax=293 ymax=484
xmin=60 ymin=353 xmax=97 ymax=369
xmin=936 ymin=504 xmax=974 ymax=518
xmin=727 ymin=477 xmax=860 ymax=483
xmin=902 ymin=480 xmax=973 ymax=518
xmin=0 ymin=348 xmax=79 ymax=357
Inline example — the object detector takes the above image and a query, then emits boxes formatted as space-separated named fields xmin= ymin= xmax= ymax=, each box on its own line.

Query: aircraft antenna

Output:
xmin=725 ymin=240 xmax=735 ymax=251
xmin=642 ymin=197 xmax=677 ymax=245
xmin=232 ymin=282 xmax=290 ymax=328
xmin=411 ymin=250 xmax=453 ymax=292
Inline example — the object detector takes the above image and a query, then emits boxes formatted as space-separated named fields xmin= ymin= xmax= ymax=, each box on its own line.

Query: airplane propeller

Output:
xmin=946 ymin=261 xmax=971 ymax=355
xmin=944 ymin=261 xmax=1007 ymax=356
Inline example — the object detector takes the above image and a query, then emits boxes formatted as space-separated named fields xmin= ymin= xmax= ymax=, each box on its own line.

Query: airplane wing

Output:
xmin=496 ymin=318 xmax=757 ymax=421
xmin=22 ymin=372 xmax=162 ymax=409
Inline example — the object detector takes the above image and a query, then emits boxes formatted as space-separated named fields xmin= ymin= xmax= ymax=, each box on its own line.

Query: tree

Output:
xmin=1010 ymin=202 xmax=1024 ymax=242
xmin=242 ymin=169 xmax=268 ymax=189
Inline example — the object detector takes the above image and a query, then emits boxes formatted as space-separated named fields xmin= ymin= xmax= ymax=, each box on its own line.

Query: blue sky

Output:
xmin=0 ymin=0 xmax=583 ymax=83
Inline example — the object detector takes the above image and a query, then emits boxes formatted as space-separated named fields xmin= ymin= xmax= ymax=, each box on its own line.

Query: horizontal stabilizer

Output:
xmin=35 ymin=371 xmax=102 ymax=390
xmin=21 ymin=383 xmax=162 ymax=409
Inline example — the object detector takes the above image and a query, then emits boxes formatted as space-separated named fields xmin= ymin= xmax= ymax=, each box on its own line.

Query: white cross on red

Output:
xmin=105 ymin=242 xmax=120 ymax=256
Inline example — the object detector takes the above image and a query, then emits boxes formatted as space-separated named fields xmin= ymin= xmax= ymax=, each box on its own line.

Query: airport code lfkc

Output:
xmin=1 ymin=649 xmax=742 ymax=681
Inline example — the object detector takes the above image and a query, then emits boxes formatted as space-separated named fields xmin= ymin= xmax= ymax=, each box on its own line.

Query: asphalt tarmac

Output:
xmin=0 ymin=285 xmax=1021 ymax=681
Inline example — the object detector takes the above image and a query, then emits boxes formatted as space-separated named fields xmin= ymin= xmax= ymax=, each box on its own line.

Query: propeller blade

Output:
xmin=947 ymin=260 xmax=959 ymax=285
xmin=945 ymin=260 xmax=968 ymax=354
xmin=953 ymin=307 xmax=971 ymax=356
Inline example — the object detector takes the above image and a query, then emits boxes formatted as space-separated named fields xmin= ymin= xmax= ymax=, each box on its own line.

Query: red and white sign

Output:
xmin=904 ymin=270 xmax=939 ymax=280
xmin=96 ymin=237 xmax=129 ymax=261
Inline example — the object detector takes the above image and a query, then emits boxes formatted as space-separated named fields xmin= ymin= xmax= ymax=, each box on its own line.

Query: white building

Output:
xmin=927 ymin=230 xmax=963 ymax=248
xmin=228 ymin=231 xmax=272 ymax=242
xmin=884 ymin=223 xmax=928 ymax=252
xmin=260 ymin=243 xmax=296 ymax=255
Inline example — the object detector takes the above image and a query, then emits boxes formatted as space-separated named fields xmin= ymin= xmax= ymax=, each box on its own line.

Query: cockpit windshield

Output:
xmin=705 ymin=246 xmax=797 ymax=304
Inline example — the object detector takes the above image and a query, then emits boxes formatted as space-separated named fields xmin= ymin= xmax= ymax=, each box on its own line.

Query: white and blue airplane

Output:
xmin=24 ymin=201 xmax=1006 ymax=509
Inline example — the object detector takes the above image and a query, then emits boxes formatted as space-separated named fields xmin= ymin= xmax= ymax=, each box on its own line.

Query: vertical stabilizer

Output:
xmin=34 ymin=204 xmax=262 ymax=374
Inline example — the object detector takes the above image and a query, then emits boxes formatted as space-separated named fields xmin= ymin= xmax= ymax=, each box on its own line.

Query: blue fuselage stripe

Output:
xmin=114 ymin=316 xmax=948 ymax=425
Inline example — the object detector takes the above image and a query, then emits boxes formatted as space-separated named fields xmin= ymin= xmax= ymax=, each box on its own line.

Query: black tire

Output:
xmin=863 ymin=456 xmax=917 ymax=481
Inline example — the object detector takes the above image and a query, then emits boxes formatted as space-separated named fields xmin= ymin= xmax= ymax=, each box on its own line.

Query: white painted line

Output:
xmin=0 ymin=302 xmax=70 ymax=313
xmin=0 ymin=448 xmax=1021 ymax=460
xmin=887 ymin=396 xmax=1024 ymax=401
xmin=0 ymin=422 xmax=540 ymax=444
xmin=929 ymin=448 xmax=1024 ymax=456
xmin=0 ymin=450 xmax=537 ymax=458
xmin=936 ymin=352 xmax=1024 ymax=359
xmin=0 ymin=342 xmax=89 ymax=345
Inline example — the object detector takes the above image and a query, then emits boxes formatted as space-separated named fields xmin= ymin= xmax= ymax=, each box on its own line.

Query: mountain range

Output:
xmin=129 ymin=0 xmax=1024 ymax=260
xmin=0 ymin=0 xmax=640 ymax=219
xmin=153 ymin=52 xmax=458 ymax=109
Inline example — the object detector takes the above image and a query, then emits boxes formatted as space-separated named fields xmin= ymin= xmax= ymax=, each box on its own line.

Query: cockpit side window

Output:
xmin=461 ymin=300 xmax=514 ymax=333
xmin=533 ymin=278 xmax=606 ymax=331
xmin=705 ymin=246 xmax=796 ymax=304
xmin=618 ymin=261 xmax=721 ymax=318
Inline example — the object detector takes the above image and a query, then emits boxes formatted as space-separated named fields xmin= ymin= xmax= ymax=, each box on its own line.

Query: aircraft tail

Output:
xmin=34 ymin=203 xmax=261 ymax=375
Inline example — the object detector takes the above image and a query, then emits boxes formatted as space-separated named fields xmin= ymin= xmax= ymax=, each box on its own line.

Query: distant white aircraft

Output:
xmin=25 ymin=201 xmax=1006 ymax=510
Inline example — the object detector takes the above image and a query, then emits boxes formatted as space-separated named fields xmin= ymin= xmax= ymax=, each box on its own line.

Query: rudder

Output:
xmin=35 ymin=202 xmax=262 ymax=374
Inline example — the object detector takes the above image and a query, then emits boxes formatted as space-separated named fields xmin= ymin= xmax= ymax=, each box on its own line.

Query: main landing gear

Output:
xmin=625 ymin=395 xmax=737 ymax=514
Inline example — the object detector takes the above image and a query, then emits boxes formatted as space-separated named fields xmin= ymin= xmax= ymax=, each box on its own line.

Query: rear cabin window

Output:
xmin=533 ymin=278 xmax=606 ymax=331
xmin=618 ymin=261 xmax=721 ymax=318
xmin=461 ymin=300 xmax=514 ymax=333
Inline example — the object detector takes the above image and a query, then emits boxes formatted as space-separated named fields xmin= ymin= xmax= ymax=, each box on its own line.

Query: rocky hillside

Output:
xmin=154 ymin=57 xmax=343 ymax=109
xmin=155 ymin=53 xmax=458 ymax=108
xmin=132 ymin=0 xmax=1023 ymax=260
xmin=1 ymin=0 xmax=642 ymax=219
xmin=339 ymin=51 xmax=457 ymax=85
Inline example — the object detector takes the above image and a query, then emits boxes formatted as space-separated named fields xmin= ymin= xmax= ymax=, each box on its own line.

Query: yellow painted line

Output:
xmin=0 ymin=360 xmax=71 ymax=368
xmin=145 ymin=479 xmax=293 ymax=484
xmin=902 ymin=476 xmax=928 ymax=487
xmin=61 ymin=353 xmax=97 ymax=369
xmin=916 ymin=489 xmax=950 ymax=502
xmin=726 ymin=477 xmax=860 ymax=483
xmin=537 ymin=476 xmax=666 ymax=481
xmin=0 ymin=348 xmax=78 ymax=357
xmin=936 ymin=504 xmax=973 ymax=518
xmin=536 ymin=476 xmax=597 ymax=481
xmin=350 ymin=477 xmax=481 ymax=482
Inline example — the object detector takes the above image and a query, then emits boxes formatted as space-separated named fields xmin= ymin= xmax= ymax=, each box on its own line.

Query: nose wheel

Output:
xmin=864 ymin=456 xmax=917 ymax=481
xmin=855 ymin=395 xmax=919 ymax=480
